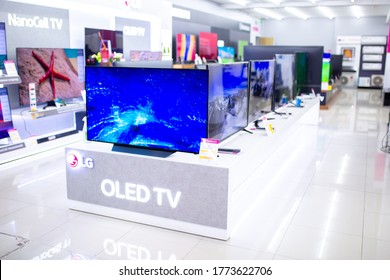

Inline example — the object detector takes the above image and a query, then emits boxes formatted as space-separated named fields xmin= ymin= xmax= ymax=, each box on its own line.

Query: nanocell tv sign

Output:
xmin=8 ymin=13 xmax=64 ymax=30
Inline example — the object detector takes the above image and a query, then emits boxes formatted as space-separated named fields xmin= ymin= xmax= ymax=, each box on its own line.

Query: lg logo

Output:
xmin=67 ymin=152 xmax=94 ymax=169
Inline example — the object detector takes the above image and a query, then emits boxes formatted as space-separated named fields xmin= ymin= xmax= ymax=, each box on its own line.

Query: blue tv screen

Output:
xmin=86 ymin=67 xmax=209 ymax=153
xmin=208 ymin=62 xmax=249 ymax=140
xmin=248 ymin=60 xmax=274 ymax=123
xmin=0 ymin=88 xmax=13 ymax=140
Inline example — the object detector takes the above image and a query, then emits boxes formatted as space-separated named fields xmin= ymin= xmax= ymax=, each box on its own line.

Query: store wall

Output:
xmin=261 ymin=16 xmax=388 ymax=53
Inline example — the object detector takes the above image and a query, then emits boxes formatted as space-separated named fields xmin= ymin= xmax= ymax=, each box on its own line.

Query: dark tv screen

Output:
xmin=86 ymin=67 xmax=209 ymax=153
xmin=330 ymin=54 xmax=343 ymax=80
xmin=16 ymin=48 xmax=85 ymax=106
xmin=248 ymin=60 xmax=274 ymax=123
xmin=208 ymin=62 xmax=249 ymax=140
xmin=0 ymin=88 xmax=13 ymax=140
xmin=0 ymin=22 xmax=7 ymax=70
xmin=274 ymin=54 xmax=295 ymax=106
xmin=295 ymin=52 xmax=308 ymax=97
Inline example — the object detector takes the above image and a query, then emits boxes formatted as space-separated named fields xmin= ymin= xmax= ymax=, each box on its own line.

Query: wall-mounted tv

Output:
xmin=176 ymin=33 xmax=196 ymax=62
xmin=86 ymin=67 xmax=209 ymax=154
xmin=248 ymin=60 xmax=275 ymax=123
xmin=16 ymin=48 xmax=85 ymax=106
xmin=0 ymin=22 xmax=7 ymax=70
xmin=208 ymin=62 xmax=249 ymax=140
xmin=85 ymin=28 xmax=123 ymax=65
xmin=244 ymin=45 xmax=323 ymax=95
xmin=0 ymin=88 xmax=13 ymax=140
xmin=274 ymin=54 xmax=295 ymax=107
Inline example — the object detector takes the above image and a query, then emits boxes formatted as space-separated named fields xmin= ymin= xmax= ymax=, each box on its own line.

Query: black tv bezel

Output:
xmin=0 ymin=88 xmax=13 ymax=140
xmin=247 ymin=59 xmax=275 ymax=124
xmin=85 ymin=66 xmax=210 ymax=154
xmin=207 ymin=62 xmax=250 ymax=141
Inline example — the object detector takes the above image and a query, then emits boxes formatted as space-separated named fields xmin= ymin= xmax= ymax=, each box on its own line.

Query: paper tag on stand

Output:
xmin=7 ymin=128 xmax=22 ymax=143
xmin=261 ymin=116 xmax=275 ymax=137
xmin=199 ymin=138 xmax=219 ymax=160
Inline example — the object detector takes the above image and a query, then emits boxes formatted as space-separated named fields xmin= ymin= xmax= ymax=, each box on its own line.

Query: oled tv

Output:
xmin=16 ymin=48 xmax=85 ymax=106
xmin=208 ymin=62 xmax=249 ymax=140
xmin=85 ymin=67 xmax=209 ymax=154
xmin=248 ymin=60 xmax=275 ymax=123
xmin=274 ymin=54 xmax=295 ymax=107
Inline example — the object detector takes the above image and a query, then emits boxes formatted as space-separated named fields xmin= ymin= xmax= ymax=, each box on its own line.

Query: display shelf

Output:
xmin=29 ymin=102 xmax=85 ymax=118
xmin=0 ymin=75 xmax=21 ymax=85
xmin=0 ymin=129 xmax=83 ymax=165
xmin=65 ymin=97 xmax=320 ymax=240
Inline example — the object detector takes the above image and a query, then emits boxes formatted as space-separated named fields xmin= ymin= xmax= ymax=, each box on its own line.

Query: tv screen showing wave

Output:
xmin=248 ymin=60 xmax=274 ymax=123
xmin=208 ymin=62 xmax=249 ymax=140
xmin=86 ymin=67 xmax=209 ymax=153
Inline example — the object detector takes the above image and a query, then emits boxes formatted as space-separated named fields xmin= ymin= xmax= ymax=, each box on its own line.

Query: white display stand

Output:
xmin=66 ymin=98 xmax=320 ymax=240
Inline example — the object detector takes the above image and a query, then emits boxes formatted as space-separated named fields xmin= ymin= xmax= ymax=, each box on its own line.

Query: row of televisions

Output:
xmin=2 ymin=48 xmax=324 ymax=153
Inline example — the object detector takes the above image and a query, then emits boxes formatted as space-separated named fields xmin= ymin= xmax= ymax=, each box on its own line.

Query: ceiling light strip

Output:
xmin=254 ymin=8 xmax=283 ymax=20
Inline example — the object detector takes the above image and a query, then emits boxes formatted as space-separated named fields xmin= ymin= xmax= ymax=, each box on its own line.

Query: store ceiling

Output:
xmin=202 ymin=0 xmax=390 ymax=20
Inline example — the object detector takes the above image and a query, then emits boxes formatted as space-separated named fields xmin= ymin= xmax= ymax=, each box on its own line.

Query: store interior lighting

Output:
xmin=285 ymin=6 xmax=309 ymax=20
xmin=317 ymin=6 xmax=335 ymax=19
xmin=253 ymin=7 xmax=284 ymax=20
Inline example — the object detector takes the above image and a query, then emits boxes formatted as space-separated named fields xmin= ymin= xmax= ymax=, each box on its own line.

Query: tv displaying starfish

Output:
xmin=32 ymin=51 xmax=70 ymax=100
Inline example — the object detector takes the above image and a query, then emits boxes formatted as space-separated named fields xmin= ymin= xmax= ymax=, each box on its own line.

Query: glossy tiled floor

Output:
xmin=1 ymin=88 xmax=390 ymax=260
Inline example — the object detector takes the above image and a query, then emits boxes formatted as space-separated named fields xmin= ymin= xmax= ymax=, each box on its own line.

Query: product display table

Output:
xmin=65 ymin=97 xmax=320 ymax=240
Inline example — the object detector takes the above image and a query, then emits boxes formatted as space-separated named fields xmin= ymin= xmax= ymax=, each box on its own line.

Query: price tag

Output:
xmin=261 ymin=116 xmax=275 ymax=137
xmin=199 ymin=138 xmax=219 ymax=160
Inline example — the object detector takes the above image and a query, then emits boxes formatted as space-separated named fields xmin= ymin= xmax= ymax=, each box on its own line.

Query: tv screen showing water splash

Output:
xmin=86 ymin=67 xmax=209 ymax=153
xmin=248 ymin=60 xmax=274 ymax=123
xmin=208 ymin=62 xmax=249 ymax=140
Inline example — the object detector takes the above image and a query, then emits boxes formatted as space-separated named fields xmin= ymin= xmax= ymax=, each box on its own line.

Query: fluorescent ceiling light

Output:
xmin=254 ymin=8 xmax=283 ymax=20
xmin=267 ymin=0 xmax=281 ymax=5
xmin=285 ymin=7 xmax=309 ymax=20
xmin=229 ymin=0 xmax=248 ymax=6
xmin=352 ymin=5 xmax=363 ymax=18
xmin=317 ymin=6 xmax=335 ymax=19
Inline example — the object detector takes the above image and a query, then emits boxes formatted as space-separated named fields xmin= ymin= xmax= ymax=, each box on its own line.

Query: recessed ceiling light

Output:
xmin=228 ymin=0 xmax=248 ymax=6
xmin=317 ymin=6 xmax=335 ymax=19
xmin=285 ymin=7 xmax=309 ymax=20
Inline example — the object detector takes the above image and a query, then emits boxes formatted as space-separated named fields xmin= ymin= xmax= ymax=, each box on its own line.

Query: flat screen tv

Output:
xmin=176 ymin=33 xmax=196 ymax=62
xmin=208 ymin=62 xmax=249 ymax=141
xmin=85 ymin=28 xmax=123 ymax=65
xmin=0 ymin=22 xmax=7 ymax=70
xmin=244 ymin=45 xmax=323 ymax=95
xmin=274 ymin=54 xmax=295 ymax=107
xmin=248 ymin=60 xmax=275 ymax=123
xmin=0 ymin=88 xmax=13 ymax=140
xmin=330 ymin=54 xmax=343 ymax=80
xmin=85 ymin=67 xmax=209 ymax=153
xmin=16 ymin=48 xmax=85 ymax=106
xmin=295 ymin=52 xmax=308 ymax=98
xmin=199 ymin=32 xmax=218 ymax=61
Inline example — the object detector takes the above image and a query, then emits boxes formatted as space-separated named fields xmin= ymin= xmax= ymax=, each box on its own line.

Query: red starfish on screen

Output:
xmin=32 ymin=51 xmax=70 ymax=99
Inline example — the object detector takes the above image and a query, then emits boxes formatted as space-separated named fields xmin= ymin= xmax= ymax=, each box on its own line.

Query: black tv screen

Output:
xmin=0 ymin=88 xmax=13 ymax=140
xmin=248 ymin=59 xmax=274 ymax=123
xmin=86 ymin=67 xmax=209 ymax=153
xmin=295 ymin=52 xmax=308 ymax=97
xmin=330 ymin=54 xmax=343 ymax=80
xmin=16 ymin=48 xmax=85 ymax=106
xmin=0 ymin=22 xmax=7 ymax=70
xmin=208 ymin=62 xmax=249 ymax=140
xmin=274 ymin=54 xmax=295 ymax=107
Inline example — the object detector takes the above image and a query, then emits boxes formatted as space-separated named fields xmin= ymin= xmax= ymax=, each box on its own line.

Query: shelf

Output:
xmin=29 ymin=103 xmax=85 ymax=119
xmin=0 ymin=75 xmax=21 ymax=85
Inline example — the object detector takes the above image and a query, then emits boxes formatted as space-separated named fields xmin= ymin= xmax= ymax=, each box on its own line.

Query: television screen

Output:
xmin=0 ymin=22 xmax=7 ymax=70
xmin=295 ymin=52 xmax=308 ymax=98
xmin=199 ymin=32 xmax=218 ymax=61
xmin=322 ymin=53 xmax=331 ymax=91
xmin=85 ymin=28 xmax=123 ymax=65
xmin=0 ymin=88 xmax=13 ymax=140
xmin=218 ymin=47 xmax=235 ymax=64
xmin=330 ymin=54 xmax=343 ymax=80
xmin=248 ymin=60 xmax=275 ymax=123
xmin=274 ymin=54 xmax=295 ymax=107
xmin=208 ymin=62 xmax=249 ymax=140
xmin=244 ymin=45 xmax=323 ymax=96
xmin=17 ymin=48 xmax=85 ymax=106
xmin=176 ymin=33 xmax=196 ymax=62
xmin=86 ymin=67 xmax=209 ymax=153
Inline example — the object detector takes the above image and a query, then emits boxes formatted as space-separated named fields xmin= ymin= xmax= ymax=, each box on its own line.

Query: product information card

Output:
xmin=198 ymin=138 xmax=219 ymax=160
